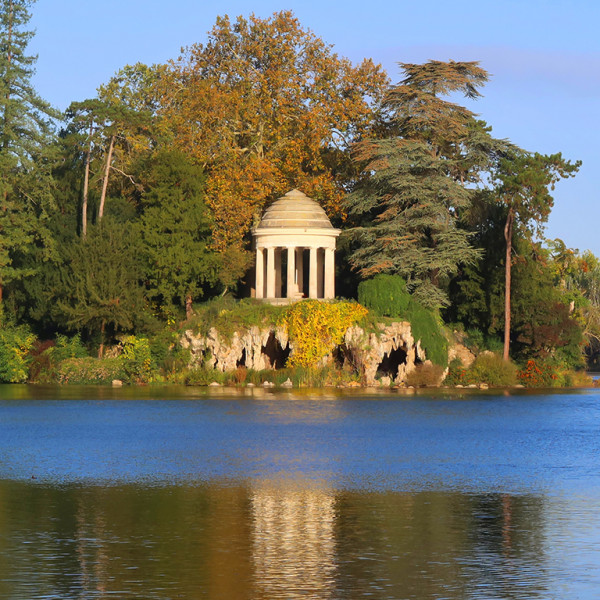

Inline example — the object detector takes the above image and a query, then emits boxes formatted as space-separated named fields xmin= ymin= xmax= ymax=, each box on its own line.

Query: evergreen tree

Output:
xmin=345 ymin=61 xmax=511 ymax=308
xmin=56 ymin=218 xmax=148 ymax=357
xmin=0 ymin=0 xmax=58 ymax=304
xmin=139 ymin=150 xmax=221 ymax=319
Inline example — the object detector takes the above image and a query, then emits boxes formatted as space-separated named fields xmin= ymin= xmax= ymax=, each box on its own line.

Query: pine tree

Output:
xmin=0 ymin=0 xmax=58 ymax=304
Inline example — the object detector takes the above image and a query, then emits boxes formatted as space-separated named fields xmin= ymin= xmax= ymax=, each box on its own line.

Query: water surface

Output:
xmin=0 ymin=385 xmax=598 ymax=599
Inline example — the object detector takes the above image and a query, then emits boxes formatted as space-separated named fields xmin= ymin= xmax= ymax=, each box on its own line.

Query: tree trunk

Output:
xmin=98 ymin=319 xmax=106 ymax=359
xmin=98 ymin=134 xmax=115 ymax=222
xmin=503 ymin=208 xmax=514 ymax=361
xmin=81 ymin=123 xmax=93 ymax=238
xmin=185 ymin=294 xmax=193 ymax=320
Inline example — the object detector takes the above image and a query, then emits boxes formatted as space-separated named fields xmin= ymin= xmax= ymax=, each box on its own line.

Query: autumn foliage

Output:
xmin=157 ymin=11 xmax=389 ymax=251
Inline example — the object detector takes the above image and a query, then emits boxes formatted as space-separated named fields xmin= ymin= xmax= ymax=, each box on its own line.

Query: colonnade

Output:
xmin=255 ymin=245 xmax=335 ymax=300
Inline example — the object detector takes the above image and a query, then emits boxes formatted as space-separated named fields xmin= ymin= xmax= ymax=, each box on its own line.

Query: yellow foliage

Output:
xmin=279 ymin=300 xmax=368 ymax=367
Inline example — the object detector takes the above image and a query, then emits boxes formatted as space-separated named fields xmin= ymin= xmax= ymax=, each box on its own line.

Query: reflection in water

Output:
xmin=0 ymin=481 xmax=567 ymax=600
xmin=251 ymin=485 xmax=336 ymax=599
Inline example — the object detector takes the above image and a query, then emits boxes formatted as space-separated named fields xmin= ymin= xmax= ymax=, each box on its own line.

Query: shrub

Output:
xmin=56 ymin=357 xmax=124 ymax=384
xmin=469 ymin=353 xmax=518 ymax=387
xmin=357 ymin=274 xmax=448 ymax=366
xmin=278 ymin=300 xmax=368 ymax=368
xmin=405 ymin=362 xmax=445 ymax=387
xmin=358 ymin=274 xmax=410 ymax=317
xmin=443 ymin=357 xmax=470 ymax=386
xmin=0 ymin=325 xmax=36 ymax=383
xmin=121 ymin=336 xmax=154 ymax=383
xmin=29 ymin=334 xmax=89 ymax=383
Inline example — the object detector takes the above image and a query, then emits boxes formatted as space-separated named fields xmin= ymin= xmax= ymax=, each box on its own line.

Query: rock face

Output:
xmin=343 ymin=322 xmax=426 ymax=385
xmin=181 ymin=320 xmax=432 ymax=385
xmin=181 ymin=326 xmax=289 ymax=372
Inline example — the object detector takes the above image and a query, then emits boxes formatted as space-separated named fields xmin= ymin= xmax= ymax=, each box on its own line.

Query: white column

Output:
xmin=296 ymin=248 xmax=304 ymax=295
xmin=324 ymin=247 xmax=335 ymax=299
xmin=286 ymin=246 xmax=296 ymax=298
xmin=275 ymin=248 xmax=282 ymax=298
xmin=309 ymin=247 xmax=318 ymax=299
xmin=255 ymin=247 xmax=264 ymax=299
xmin=266 ymin=247 xmax=276 ymax=298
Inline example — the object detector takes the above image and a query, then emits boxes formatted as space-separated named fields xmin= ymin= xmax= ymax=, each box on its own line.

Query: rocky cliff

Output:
xmin=181 ymin=320 xmax=432 ymax=385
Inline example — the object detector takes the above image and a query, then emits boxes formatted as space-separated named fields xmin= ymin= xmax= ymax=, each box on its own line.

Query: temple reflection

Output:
xmin=251 ymin=484 xmax=337 ymax=599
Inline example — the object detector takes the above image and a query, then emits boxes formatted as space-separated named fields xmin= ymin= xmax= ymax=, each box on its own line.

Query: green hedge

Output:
xmin=358 ymin=274 xmax=448 ymax=366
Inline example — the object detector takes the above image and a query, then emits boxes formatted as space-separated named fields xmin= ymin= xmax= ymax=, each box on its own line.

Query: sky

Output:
xmin=27 ymin=0 xmax=600 ymax=255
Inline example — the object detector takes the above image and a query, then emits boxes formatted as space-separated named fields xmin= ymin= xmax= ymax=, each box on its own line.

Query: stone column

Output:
xmin=255 ymin=247 xmax=264 ymax=299
xmin=296 ymin=248 xmax=304 ymax=295
xmin=309 ymin=247 xmax=318 ymax=299
xmin=286 ymin=246 xmax=296 ymax=298
xmin=324 ymin=247 xmax=335 ymax=299
xmin=266 ymin=247 xmax=276 ymax=298
xmin=275 ymin=248 xmax=282 ymax=298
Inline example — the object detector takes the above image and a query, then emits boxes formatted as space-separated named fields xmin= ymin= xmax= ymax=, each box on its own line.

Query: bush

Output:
xmin=405 ymin=362 xmax=445 ymax=387
xmin=121 ymin=336 xmax=155 ymax=383
xmin=468 ymin=353 xmax=518 ymax=387
xmin=279 ymin=300 xmax=368 ymax=368
xmin=29 ymin=334 xmax=89 ymax=383
xmin=358 ymin=274 xmax=410 ymax=317
xmin=0 ymin=325 xmax=35 ymax=383
xmin=56 ymin=357 xmax=125 ymax=384
xmin=358 ymin=274 xmax=448 ymax=366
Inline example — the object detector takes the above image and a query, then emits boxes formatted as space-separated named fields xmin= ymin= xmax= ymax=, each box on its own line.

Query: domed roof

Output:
xmin=257 ymin=189 xmax=334 ymax=229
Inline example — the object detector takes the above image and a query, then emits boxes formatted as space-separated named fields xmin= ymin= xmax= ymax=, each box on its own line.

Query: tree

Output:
xmin=0 ymin=0 xmax=58 ymax=302
xmin=345 ymin=61 xmax=509 ymax=308
xmin=157 ymin=11 xmax=389 ymax=258
xmin=64 ymin=97 xmax=152 ymax=234
xmin=56 ymin=219 xmax=147 ymax=357
xmin=493 ymin=152 xmax=580 ymax=360
xmin=139 ymin=151 xmax=221 ymax=318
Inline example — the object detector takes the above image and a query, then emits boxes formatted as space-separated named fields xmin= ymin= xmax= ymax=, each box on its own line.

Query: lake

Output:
xmin=0 ymin=385 xmax=599 ymax=599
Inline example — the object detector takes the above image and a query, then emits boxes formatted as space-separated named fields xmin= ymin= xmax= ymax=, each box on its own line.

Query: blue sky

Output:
xmin=28 ymin=0 xmax=600 ymax=254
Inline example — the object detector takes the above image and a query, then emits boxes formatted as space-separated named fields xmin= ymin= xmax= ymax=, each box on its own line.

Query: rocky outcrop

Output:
xmin=342 ymin=322 xmax=426 ymax=385
xmin=447 ymin=342 xmax=476 ymax=368
xmin=181 ymin=326 xmax=290 ymax=372
xmin=181 ymin=321 xmax=434 ymax=384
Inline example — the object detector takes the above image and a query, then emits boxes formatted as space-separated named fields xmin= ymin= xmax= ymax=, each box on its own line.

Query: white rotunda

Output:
xmin=252 ymin=189 xmax=341 ymax=302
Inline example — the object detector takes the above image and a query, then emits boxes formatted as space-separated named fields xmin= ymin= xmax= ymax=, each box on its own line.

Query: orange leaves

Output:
xmin=156 ymin=11 xmax=389 ymax=252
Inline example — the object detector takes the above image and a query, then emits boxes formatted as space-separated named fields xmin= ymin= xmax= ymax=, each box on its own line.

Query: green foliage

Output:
xmin=188 ymin=297 xmax=286 ymax=340
xmin=444 ymin=353 xmax=517 ymax=387
xmin=358 ymin=275 xmax=448 ymax=366
xmin=469 ymin=353 xmax=518 ymax=386
xmin=121 ymin=335 xmax=154 ymax=383
xmin=56 ymin=218 xmax=149 ymax=346
xmin=357 ymin=274 xmax=410 ymax=316
xmin=28 ymin=333 xmax=89 ymax=383
xmin=139 ymin=150 xmax=221 ymax=313
xmin=0 ymin=324 xmax=35 ymax=382
xmin=56 ymin=357 xmax=124 ymax=385
xmin=0 ymin=0 xmax=59 ymax=304
xmin=344 ymin=62 xmax=510 ymax=308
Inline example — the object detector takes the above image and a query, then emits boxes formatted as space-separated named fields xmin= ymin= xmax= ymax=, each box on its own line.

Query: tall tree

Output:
xmin=157 ymin=10 xmax=389 ymax=261
xmin=139 ymin=150 xmax=221 ymax=319
xmin=345 ymin=61 xmax=510 ymax=308
xmin=0 ymin=0 xmax=58 ymax=304
xmin=493 ymin=152 xmax=580 ymax=360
